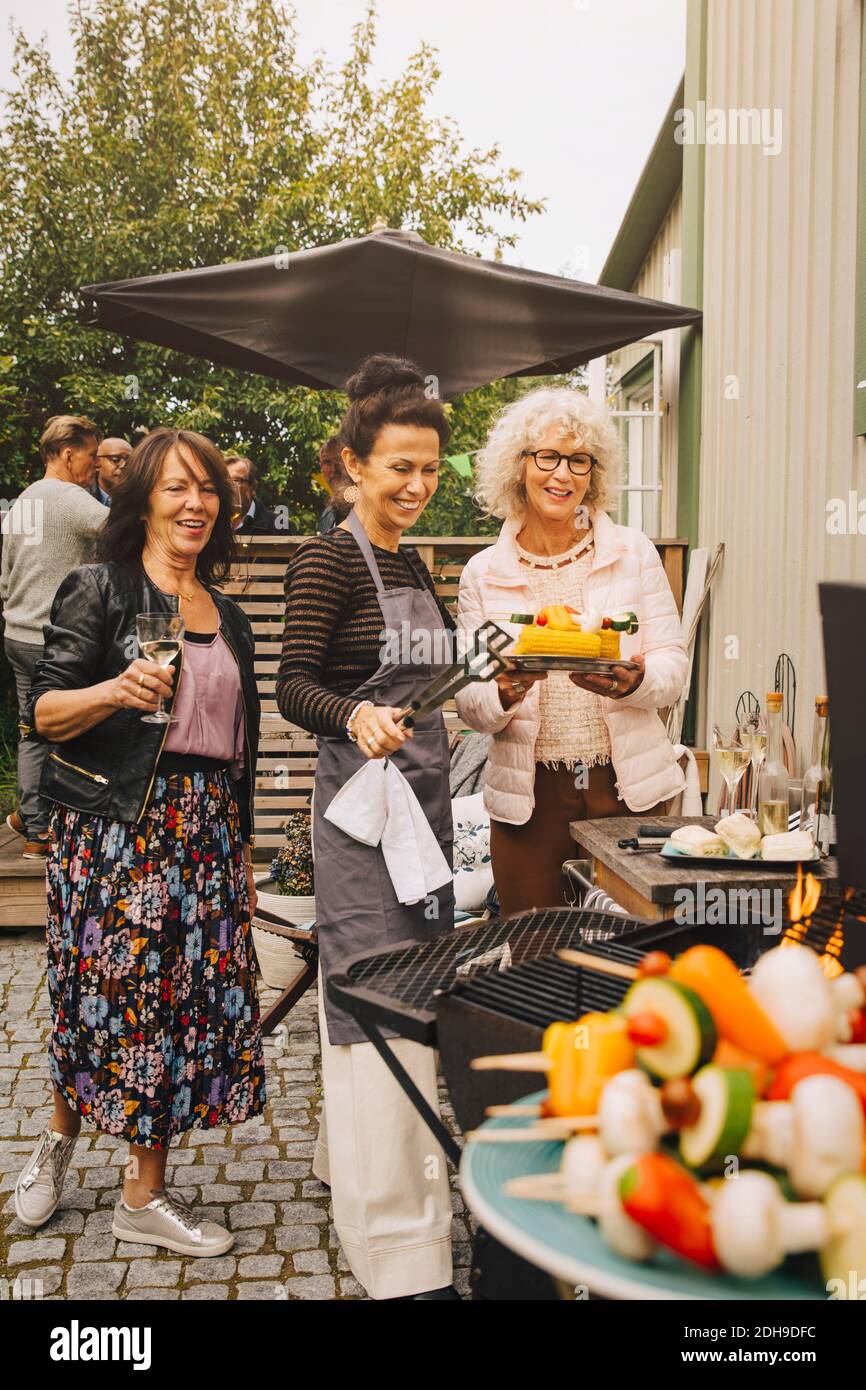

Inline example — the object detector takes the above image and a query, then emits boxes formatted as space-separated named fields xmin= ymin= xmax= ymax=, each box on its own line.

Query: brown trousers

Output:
xmin=490 ymin=762 xmax=667 ymax=919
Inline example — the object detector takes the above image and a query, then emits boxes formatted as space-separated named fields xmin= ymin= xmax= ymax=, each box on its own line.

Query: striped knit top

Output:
xmin=276 ymin=527 xmax=456 ymax=737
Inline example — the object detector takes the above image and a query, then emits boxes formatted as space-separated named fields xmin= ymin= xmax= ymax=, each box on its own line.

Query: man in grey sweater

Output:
xmin=0 ymin=415 xmax=107 ymax=856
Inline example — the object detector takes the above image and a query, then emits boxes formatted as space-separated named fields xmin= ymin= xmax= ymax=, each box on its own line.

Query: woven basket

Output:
xmin=251 ymin=879 xmax=316 ymax=989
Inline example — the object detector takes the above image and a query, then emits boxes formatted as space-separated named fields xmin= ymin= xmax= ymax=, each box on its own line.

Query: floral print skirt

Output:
xmin=46 ymin=769 xmax=267 ymax=1149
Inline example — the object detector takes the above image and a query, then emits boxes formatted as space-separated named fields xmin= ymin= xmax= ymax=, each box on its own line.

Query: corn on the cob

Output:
xmin=598 ymin=630 xmax=622 ymax=660
xmin=514 ymin=627 xmax=602 ymax=657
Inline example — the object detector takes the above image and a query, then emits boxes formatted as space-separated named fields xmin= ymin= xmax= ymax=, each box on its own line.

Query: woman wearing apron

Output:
xmin=276 ymin=354 xmax=458 ymax=1300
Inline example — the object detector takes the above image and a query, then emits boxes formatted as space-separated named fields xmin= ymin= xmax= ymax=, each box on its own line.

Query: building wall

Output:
xmin=634 ymin=188 xmax=683 ymax=305
xmin=698 ymin=0 xmax=866 ymax=789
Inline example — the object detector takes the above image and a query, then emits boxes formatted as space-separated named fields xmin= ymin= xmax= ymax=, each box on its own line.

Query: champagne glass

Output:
xmin=136 ymin=613 xmax=184 ymax=724
xmin=712 ymin=724 xmax=751 ymax=817
xmin=738 ymin=710 xmax=767 ymax=819
xmin=230 ymin=482 xmax=245 ymax=528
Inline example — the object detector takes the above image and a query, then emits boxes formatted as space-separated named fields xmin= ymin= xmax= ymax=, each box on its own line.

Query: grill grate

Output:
xmin=329 ymin=907 xmax=656 ymax=1044
xmin=347 ymin=907 xmax=639 ymax=998
xmin=450 ymin=955 xmax=629 ymax=1027
xmin=329 ymin=888 xmax=866 ymax=1046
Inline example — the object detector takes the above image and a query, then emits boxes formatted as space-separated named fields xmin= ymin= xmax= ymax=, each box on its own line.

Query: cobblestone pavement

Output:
xmin=0 ymin=930 xmax=474 ymax=1301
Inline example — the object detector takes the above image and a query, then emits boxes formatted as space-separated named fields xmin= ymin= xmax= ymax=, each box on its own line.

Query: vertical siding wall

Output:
xmin=699 ymin=0 xmax=865 ymax=789
xmin=633 ymin=192 xmax=683 ymax=537
xmin=634 ymin=190 xmax=683 ymax=303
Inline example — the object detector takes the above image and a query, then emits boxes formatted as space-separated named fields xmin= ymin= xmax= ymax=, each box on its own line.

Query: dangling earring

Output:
xmin=343 ymin=483 xmax=360 ymax=506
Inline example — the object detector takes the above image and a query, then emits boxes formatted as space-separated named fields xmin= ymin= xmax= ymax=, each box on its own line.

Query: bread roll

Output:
xmin=714 ymin=812 xmax=762 ymax=859
xmin=669 ymin=825 xmax=727 ymax=857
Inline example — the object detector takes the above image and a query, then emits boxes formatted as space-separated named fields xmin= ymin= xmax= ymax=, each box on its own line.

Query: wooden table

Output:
xmin=569 ymin=815 xmax=838 ymax=923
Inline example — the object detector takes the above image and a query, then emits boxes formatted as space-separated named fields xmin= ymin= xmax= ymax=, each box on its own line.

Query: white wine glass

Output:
xmin=136 ymin=613 xmax=184 ymax=724
xmin=712 ymin=724 xmax=751 ymax=818
xmin=738 ymin=711 xmax=767 ymax=820
xmin=230 ymin=482 xmax=245 ymax=528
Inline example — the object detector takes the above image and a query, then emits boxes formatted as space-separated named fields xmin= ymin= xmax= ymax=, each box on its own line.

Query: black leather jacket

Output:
xmin=24 ymin=561 xmax=260 ymax=843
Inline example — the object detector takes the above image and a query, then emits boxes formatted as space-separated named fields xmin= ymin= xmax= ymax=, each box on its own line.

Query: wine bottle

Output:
xmin=758 ymin=691 xmax=789 ymax=837
xmin=800 ymin=697 xmax=832 ymax=852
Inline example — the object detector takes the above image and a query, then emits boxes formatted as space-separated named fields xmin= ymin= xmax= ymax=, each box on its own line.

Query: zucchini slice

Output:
xmin=679 ymin=1066 xmax=755 ymax=1170
xmin=622 ymin=977 xmax=716 ymax=1080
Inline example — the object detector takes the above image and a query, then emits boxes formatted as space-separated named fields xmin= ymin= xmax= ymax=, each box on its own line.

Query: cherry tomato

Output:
xmin=627 ymin=1012 xmax=668 ymax=1046
xmin=638 ymin=950 xmax=672 ymax=979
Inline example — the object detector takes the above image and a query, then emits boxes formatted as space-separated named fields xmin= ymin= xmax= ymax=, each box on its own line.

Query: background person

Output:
xmin=14 ymin=428 xmax=264 ymax=1256
xmin=316 ymin=434 xmax=352 ymax=534
xmin=0 ymin=414 xmax=106 ymax=857
xmin=90 ymin=436 xmax=132 ymax=504
xmin=456 ymin=386 xmax=688 ymax=918
xmin=225 ymin=454 xmax=280 ymax=534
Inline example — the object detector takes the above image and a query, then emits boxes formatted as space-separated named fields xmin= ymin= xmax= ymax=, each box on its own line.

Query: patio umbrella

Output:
xmin=81 ymin=225 xmax=701 ymax=397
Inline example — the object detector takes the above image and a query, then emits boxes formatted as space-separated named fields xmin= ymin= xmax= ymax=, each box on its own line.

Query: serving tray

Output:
xmin=508 ymin=655 xmax=641 ymax=675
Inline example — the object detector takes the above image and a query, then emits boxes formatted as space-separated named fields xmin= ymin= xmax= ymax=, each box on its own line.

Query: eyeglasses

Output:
xmin=522 ymin=449 xmax=594 ymax=477
xmin=98 ymin=454 xmax=129 ymax=467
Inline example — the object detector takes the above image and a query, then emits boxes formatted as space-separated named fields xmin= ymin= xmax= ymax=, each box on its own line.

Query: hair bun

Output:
xmin=344 ymin=353 xmax=426 ymax=402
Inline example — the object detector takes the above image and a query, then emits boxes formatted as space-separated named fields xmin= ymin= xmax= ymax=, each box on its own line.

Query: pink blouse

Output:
xmin=164 ymin=630 xmax=245 ymax=776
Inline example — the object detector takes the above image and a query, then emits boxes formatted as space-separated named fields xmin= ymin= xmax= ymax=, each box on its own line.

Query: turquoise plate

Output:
xmin=459 ymin=1090 xmax=824 ymax=1300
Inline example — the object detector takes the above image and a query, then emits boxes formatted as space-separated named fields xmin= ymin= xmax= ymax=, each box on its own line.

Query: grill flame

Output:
xmin=784 ymin=865 xmax=843 ymax=977
xmin=787 ymin=863 xmax=822 ymax=922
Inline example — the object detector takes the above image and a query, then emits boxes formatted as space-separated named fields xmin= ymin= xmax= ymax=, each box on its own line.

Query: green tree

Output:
xmin=0 ymin=0 xmax=545 ymax=531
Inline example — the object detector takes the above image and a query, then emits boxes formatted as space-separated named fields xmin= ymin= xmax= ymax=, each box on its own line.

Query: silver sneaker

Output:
xmin=15 ymin=1127 xmax=79 ymax=1228
xmin=112 ymin=1188 xmax=235 ymax=1256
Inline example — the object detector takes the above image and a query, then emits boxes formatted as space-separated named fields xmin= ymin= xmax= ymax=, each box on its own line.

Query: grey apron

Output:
xmin=313 ymin=510 xmax=455 ymax=1044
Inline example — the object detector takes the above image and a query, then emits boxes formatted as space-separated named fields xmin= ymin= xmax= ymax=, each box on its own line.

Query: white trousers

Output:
xmin=314 ymin=978 xmax=453 ymax=1299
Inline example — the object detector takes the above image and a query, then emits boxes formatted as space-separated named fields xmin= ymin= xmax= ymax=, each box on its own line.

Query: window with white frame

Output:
xmin=605 ymin=338 xmax=664 ymax=538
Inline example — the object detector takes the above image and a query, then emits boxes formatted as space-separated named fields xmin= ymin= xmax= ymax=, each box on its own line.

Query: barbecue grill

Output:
xmin=329 ymin=891 xmax=866 ymax=1162
xmin=328 ymin=888 xmax=866 ymax=1297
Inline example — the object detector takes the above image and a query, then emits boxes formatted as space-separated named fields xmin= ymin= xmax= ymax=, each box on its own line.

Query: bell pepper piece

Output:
xmin=546 ymin=1012 xmax=635 ymax=1117
xmin=712 ymin=1038 xmax=771 ymax=1095
xmin=619 ymin=1152 xmax=719 ymax=1269
xmin=766 ymin=1051 xmax=866 ymax=1117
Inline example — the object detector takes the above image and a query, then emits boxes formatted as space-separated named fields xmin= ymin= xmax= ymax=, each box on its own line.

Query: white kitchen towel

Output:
xmin=323 ymin=759 xmax=453 ymax=905
xmin=672 ymin=743 xmax=704 ymax=816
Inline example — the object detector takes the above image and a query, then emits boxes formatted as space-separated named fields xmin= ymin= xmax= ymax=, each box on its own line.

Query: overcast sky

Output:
xmin=0 ymin=0 xmax=686 ymax=280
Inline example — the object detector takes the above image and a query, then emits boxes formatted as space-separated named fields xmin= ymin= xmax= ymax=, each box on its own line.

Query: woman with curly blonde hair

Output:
xmin=455 ymin=386 xmax=687 ymax=917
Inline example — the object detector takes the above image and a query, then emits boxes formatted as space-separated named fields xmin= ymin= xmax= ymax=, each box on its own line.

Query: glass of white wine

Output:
xmin=136 ymin=613 xmax=185 ymax=724
xmin=712 ymin=724 xmax=751 ymax=818
xmin=738 ymin=711 xmax=767 ymax=819
xmin=230 ymin=482 xmax=244 ymax=528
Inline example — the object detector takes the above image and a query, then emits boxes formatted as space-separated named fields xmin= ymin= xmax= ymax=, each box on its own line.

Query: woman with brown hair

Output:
xmin=277 ymin=354 xmax=458 ymax=1300
xmin=14 ymin=428 xmax=265 ymax=1257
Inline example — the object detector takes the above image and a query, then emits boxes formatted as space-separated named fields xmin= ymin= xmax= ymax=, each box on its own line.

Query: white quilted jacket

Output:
xmin=455 ymin=510 xmax=688 ymax=823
